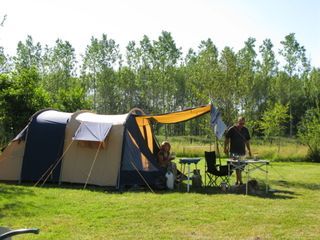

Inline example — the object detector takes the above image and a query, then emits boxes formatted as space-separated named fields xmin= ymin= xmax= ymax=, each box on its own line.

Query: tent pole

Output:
xmin=215 ymin=136 xmax=222 ymax=166
xmin=130 ymin=161 xmax=155 ymax=194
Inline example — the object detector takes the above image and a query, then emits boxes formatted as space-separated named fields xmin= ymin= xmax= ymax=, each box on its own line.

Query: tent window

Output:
xmin=73 ymin=121 xmax=113 ymax=149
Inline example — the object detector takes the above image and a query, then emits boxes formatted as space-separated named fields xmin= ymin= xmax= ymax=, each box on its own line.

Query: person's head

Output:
xmin=236 ymin=116 xmax=246 ymax=129
xmin=161 ymin=141 xmax=171 ymax=152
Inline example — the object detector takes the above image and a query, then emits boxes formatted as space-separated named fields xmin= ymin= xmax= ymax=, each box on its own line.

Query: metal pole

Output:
xmin=187 ymin=163 xmax=190 ymax=192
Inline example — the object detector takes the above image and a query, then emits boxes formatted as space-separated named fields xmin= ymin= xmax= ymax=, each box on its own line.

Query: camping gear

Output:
xmin=227 ymin=159 xmax=270 ymax=194
xmin=165 ymin=171 xmax=175 ymax=190
xmin=179 ymin=157 xmax=201 ymax=192
xmin=220 ymin=181 xmax=227 ymax=192
xmin=204 ymin=151 xmax=231 ymax=187
xmin=191 ymin=169 xmax=202 ymax=188
xmin=0 ymin=105 xmax=212 ymax=189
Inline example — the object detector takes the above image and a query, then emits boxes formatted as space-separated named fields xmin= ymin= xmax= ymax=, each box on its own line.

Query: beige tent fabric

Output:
xmin=60 ymin=111 xmax=127 ymax=186
xmin=0 ymin=140 xmax=25 ymax=181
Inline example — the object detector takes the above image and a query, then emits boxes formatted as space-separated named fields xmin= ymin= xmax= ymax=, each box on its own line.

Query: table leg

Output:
xmin=227 ymin=162 xmax=231 ymax=186
xmin=187 ymin=163 xmax=190 ymax=192
xmin=246 ymin=168 xmax=249 ymax=195
xmin=266 ymin=164 xmax=268 ymax=194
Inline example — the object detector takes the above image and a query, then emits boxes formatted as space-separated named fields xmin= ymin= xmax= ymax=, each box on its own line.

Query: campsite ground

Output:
xmin=1 ymin=161 xmax=319 ymax=240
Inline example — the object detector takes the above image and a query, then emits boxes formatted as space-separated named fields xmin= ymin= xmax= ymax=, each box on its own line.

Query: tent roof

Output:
xmin=76 ymin=112 xmax=129 ymax=125
xmin=36 ymin=110 xmax=72 ymax=124
xmin=135 ymin=104 xmax=211 ymax=124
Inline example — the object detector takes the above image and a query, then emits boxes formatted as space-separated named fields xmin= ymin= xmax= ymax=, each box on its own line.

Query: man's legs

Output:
xmin=236 ymin=169 xmax=243 ymax=185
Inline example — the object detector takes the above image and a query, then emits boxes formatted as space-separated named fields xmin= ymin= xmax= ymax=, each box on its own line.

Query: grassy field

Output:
xmin=1 ymin=161 xmax=320 ymax=240
xmin=167 ymin=137 xmax=308 ymax=162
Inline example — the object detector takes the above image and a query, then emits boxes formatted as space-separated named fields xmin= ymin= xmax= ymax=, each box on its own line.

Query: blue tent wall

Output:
xmin=120 ymin=115 xmax=163 ymax=187
xmin=20 ymin=111 xmax=70 ymax=182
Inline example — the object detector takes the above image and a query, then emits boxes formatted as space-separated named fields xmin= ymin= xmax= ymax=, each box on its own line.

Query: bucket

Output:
xmin=165 ymin=171 xmax=175 ymax=190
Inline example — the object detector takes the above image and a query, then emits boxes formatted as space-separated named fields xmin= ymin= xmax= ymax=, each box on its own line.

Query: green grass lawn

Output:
xmin=1 ymin=162 xmax=320 ymax=240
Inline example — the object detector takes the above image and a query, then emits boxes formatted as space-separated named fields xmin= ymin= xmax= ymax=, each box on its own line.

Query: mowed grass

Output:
xmin=1 ymin=162 xmax=320 ymax=240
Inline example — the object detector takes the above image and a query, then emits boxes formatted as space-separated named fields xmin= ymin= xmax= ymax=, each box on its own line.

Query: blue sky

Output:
xmin=1 ymin=0 xmax=319 ymax=67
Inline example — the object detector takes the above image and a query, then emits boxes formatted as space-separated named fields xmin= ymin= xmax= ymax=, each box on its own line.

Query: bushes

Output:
xmin=306 ymin=149 xmax=320 ymax=163
xmin=298 ymin=108 xmax=320 ymax=163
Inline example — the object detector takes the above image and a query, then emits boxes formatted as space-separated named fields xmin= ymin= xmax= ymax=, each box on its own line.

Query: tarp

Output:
xmin=210 ymin=105 xmax=227 ymax=139
xmin=135 ymin=105 xmax=211 ymax=125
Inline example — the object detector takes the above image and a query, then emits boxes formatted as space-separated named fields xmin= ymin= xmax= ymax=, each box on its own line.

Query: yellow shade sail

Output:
xmin=135 ymin=104 xmax=211 ymax=125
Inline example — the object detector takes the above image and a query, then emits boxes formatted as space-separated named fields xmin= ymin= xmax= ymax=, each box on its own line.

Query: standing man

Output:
xmin=224 ymin=116 xmax=252 ymax=185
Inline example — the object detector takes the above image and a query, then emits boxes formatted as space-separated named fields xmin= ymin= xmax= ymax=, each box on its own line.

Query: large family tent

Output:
xmin=0 ymin=105 xmax=212 ymax=188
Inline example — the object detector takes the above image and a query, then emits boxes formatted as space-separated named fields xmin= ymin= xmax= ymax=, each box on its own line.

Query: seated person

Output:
xmin=157 ymin=141 xmax=177 ymax=178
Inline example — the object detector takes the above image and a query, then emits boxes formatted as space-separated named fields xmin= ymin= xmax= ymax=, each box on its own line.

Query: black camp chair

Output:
xmin=0 ymin=228 xmax=39 ymax=240
xmin=204 ymin=151 xmax=231 ymax=187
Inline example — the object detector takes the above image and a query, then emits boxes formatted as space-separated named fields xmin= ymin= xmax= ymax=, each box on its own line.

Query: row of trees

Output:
xmin=0 ymin=31 xmax=319 ymax=160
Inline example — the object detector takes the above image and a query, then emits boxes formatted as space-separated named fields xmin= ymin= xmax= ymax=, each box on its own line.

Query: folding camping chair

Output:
xmin=204 ymin=151 xmax=231 ymax=187
xmin=0 ymin=227 xmax=39 ymax=240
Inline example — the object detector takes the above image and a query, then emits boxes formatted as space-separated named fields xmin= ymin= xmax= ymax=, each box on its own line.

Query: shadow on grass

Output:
xmin=116 ymin=182 xmax=297 ymax=199
xmin=272 ymin=179 xmax=320 ymax=191
xmin=1 ymin=181 xmax=107 ymax=193
xmin=36 ymin=182 xmax=108 ymax=193
xmin=0 ymin=182 xmax=36 ymax=198
xmin=0 ymin=180 xmax=300 ymax=201
xmin=190 ymin=185 xmax=298 ymax=200
xmin=0 ymin=182 xmax=38 ymax=219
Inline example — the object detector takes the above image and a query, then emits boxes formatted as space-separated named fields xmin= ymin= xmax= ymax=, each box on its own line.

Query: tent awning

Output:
xmin=73 ymin=121 xmax=113 ymax=142
xmin=135 ymin=105 xmax=211 ymax=125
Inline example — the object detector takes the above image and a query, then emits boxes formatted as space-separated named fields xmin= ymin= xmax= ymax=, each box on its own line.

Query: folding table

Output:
xmin=179 ymin=157 xmax=201 ymax=192
xmin=227 ymin=159 xmax=270 ymax=194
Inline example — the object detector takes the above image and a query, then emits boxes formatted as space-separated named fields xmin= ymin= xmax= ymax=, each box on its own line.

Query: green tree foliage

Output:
xmin=218 ymin=46 xmax=239 ymax=126
xmin=13 ymin=36 xmax=43 ymax=71
xmin=298 ymin=108 xmax=320 ymax=162
xmin=81 ymin=34 xmax=121 ymax=112
xmin=0 ymin=31 xmax=318 ymax=146
xmin=279 ymin=33 xmax=310 ymax=136
xmin=0 ymin=68 xmax=51 ymax=138
xmin=0 ymin=47 xmax=11 ymax=73
xmin=257 ymin=39 xmax=278 ymax=112
xmin=53 ymin=85 xmax=92 ymax=112
xmin=237 ymin=37 xmax=257 ymax=120
xmin=43 ymin=39 xmax=77 ymax=93
xmin=186 ymin=39 xmax=219 ymax=104
xmin=258 ymin=103 xmax=290 ymax=153
xmin=153 ymin=31 xmax=182 ymax=114
xmin=304 ymin=68 xmax=320 ymax=109
xmin=258 ymin=103 xmax=289 ymax=139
